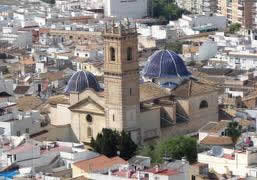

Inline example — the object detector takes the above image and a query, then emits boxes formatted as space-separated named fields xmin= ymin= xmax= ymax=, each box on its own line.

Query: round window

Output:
xmin=86 ymin=114 xmax=93 ymax=123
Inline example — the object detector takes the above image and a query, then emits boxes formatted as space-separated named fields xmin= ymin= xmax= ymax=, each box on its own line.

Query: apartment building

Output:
xmin=217 ymin=0 xmax=256 ymax=29
xmin=176 ymin=0 xmax=217 ymax=14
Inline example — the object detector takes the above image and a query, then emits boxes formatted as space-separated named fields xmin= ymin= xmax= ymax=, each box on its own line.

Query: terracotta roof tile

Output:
xmin=205 ymin=121 xmax=228 ymax=133
xmin=40 ymin=72 xmax=65 ymax=82
xmin=200 ymin=136 xmax=233 ymax=145
xmin=16 ymin=96 xmax=43 ymax=111
xmin=171 ymin=79 xmax=217 ymax=98
xmin=73 ymin=155 xmax=127 ymax=172
xmin=20 ymin=56 xmax=35 ymax=65
xmin=14 ymin=86 xmax=30 ymax=94
xmin=47 ymin=95 xmax=70 ymax=105
xmin=140 ymin=82 xmax=170 ymax=102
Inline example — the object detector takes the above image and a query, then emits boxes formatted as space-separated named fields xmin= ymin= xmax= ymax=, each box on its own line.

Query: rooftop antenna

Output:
xmin=119 ymin=21 xmax=123 ymax=35
xmin=126 ymin=17 xmax=130 ymax=28
xmin=112 ymin=19 xmax=115 ymax=33
xmin=104 ymin=23 xmax=107 ymax=33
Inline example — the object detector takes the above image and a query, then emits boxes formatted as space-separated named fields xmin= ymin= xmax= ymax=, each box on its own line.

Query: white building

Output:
xmin=198 ymin=147 xmax=257 ymax=178
xmin=1 ymin=140 xmax=98 ymax=173
xmin=137 ymin=24 xmax=177 ymax=41
xmin=210 ymin=52 xmax=257 ymax=70
xmin=171 ymin=14 xmax=226 ymax=36
xmin=104 ymin=0 xmax=148 ymax=18
xmin=74 ymin=46 xmax=103 ymax=59
xmin=34 ymin=16 xmax=46 ymax=27
xmin=0 ymin=31 xmax=32 ymax=48
xmin=0 ymin=107 xmax=43 ymax=137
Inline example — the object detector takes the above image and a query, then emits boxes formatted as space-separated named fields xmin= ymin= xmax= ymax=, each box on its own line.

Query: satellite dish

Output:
xmin=211 ymin=146 xmax=224 ymax=157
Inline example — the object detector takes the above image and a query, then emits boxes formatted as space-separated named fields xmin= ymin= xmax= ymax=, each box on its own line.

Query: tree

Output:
xmin=138 ymin=136 xmax=197 ymax=164
xmin=229 ymin=23 xmax=241 ymax=34
xmin=226 ymin=121 xmax=242 ymax=144
xmin=91 ymin=128 xmax=137 ymax=160
xmin=118 ymin=131 xmax=138 ymax=159
xmin=40 ymin=0 xmax=55 ymax=4
xmin=152 ymin=0 xmax=189 ymax=21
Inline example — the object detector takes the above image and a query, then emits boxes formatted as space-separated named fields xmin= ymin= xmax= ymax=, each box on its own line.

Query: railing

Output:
xmin=0 ymin=113 xmax=14 ymax=122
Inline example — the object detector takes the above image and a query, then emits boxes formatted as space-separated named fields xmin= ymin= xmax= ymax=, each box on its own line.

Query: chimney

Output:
xmin=155 ymin=165 xmax=159 ymax=172
xmin=182 ymin=157 xmax=187 ymax=164
xmin=137 ymin=171 xmax=140 ymax=180
xmin=108 ymin=169 xmax=111 ymax=176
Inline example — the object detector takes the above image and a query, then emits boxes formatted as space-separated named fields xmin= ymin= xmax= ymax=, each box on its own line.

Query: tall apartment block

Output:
xmin=217 ymin=0 xmax=255 ymax=29
xmin=175 ymin=0 xmax=217 ymax=14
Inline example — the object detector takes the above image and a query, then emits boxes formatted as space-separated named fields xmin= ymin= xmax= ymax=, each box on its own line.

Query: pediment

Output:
xmin=69 ymin=97 xmax=105 ymax=115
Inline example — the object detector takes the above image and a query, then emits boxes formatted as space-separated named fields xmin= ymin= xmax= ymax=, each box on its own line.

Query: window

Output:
xmin=110 ymin=47 xmax=115 ymax=61
xmin=14 ymin=154 xmax=16 ymax=161
xmin=69 ymin=36 xmax=73 ymax=39
xmin=199 ymin=100 xmax=208 ymax=109
xmin=86 ymin=114 xmax=93 ymax=123
xmin=127 ymin=47 xmax=132 ymax=61
xmin=129 ymin=88 xmax=132 ymax=96
xmin=87 ymin=127 xmax=92 ymax=137
xmin=113 ymin=114 xmax=115 ymax=122
xmin=25 ymin=128 xmax=29 ymax=134
xmin=16 ymin=131 xmax=20 ymax=137
xmin=191 ymin=175 xmax=196 ymax=180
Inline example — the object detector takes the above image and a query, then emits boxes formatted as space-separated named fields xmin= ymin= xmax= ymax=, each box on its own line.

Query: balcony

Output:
xmin=0 ymin=113 xmax=15 ymax=122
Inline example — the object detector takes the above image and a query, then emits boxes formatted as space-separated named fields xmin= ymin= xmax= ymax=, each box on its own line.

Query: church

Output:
xmin=47 ymin=23 xmax=219 ymax=144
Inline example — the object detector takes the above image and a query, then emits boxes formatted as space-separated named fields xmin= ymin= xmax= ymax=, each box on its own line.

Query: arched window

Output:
xmin=87 ymin=127 xmax=92 ymax=137
xmin=110 ymin=47 xmax=115 ymax=61
xmin=127 ymin=47 xmax=132 ymax=61
xmin=86 ymin=114 xmax=93 ymax=123
xmin=199 ymin=100 xmax=208 ymax=109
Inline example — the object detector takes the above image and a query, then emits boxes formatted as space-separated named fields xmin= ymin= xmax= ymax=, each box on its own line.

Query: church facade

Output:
xmin=47 ymin=23 xmax=219 ymax=144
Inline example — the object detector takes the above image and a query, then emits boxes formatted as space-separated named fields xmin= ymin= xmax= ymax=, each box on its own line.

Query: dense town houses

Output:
xmin=1 ymin=0 xmax=257 ymax=179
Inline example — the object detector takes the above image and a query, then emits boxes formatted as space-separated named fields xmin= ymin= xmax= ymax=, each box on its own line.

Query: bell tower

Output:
xmin=103 ymin=21 xmax=140 ymax=139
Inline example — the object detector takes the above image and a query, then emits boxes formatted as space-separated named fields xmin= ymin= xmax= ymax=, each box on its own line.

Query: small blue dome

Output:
xmin=64 ymin=71 xmax=101 ymax=93
xmin=142 ymin=50 xmax=191 ymax=78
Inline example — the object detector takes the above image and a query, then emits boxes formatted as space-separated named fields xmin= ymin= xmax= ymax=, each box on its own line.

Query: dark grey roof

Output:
xmin=142 ymin=50 xmax=191 ymax=78
xmin=64 ymin=71 xmax=101 ymax=93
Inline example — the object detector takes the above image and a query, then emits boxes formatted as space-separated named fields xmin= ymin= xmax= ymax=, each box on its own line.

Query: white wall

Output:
xmin=0 ymin=111 xmax=42 ymax=136
xmin=198 ymin=150 xmax=257 ymax=177
xmin=104 ymin=0 xmax=148 ymax=18
xmin=192 ymin=15 xmax=226 ymax=30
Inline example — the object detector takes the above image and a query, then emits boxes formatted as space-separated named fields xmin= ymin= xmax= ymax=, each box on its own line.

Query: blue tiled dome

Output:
xmin=64 ymin=71 xmax=101 ymax=93
xmin=142 ymin=50 xmax=191 ymax=78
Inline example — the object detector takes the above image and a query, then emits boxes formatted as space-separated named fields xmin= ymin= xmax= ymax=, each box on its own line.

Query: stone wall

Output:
xmin=161 ymin=91 xmax=218 ymax=138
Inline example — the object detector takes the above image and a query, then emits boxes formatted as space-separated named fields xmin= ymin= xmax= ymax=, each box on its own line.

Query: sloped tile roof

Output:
xmin=140 ymin=82 xmax=170 ymax=102
xmin=47 ymin=95 xmax=70 ymax=105
xmin=16 ymin=96 xmax=43 ymax=111
xmin=73 ymin=155 xmax=127 ymax=172
xmin=14 ymin=86 xmax=30 ymax=94
xmin=171 ymin=79 xmax=217 ymax=98
xmin=200 ymin=136 xmax=233 ymax=145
